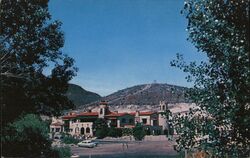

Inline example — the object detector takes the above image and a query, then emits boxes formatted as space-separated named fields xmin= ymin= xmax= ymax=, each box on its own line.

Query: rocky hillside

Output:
xmin=80 ymin=83 xmax=190 ymax=111
xmin=104 ymin=83 xmax=188 ymax=105
xmin=66 ymin=84 xmax=101 ymax=107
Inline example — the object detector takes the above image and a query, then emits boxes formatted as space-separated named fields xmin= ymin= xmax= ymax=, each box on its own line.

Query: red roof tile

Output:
xmin=129 ymin=112 xmax=136 ymax=115
xmin=62 ymin=112 xmax=98 ymax=119
xmin=129 ymin=111 xmax=156 ymax=116
xmin=62 ymin=115 xmax=77 ymax=119
xmin=140 ymin=111 xmax=156 ymax=115
xmin=51 ymin=122 xmax=64 ymax=126
xmin=77 ymin=112 xmax=98 ymax=117
xmin=105 ymin=112 xmax=132 ymax=117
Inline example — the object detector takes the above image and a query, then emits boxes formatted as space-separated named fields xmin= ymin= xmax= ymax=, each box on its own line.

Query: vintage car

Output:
xmin=77 ymin=140 xmax=98 ymax=148
xmin=71 ymin=154 xmax=80 ymax=158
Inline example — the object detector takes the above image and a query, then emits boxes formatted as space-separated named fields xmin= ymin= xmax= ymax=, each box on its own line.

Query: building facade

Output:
xmin=50 ymin=101 xmax=169 ymax=137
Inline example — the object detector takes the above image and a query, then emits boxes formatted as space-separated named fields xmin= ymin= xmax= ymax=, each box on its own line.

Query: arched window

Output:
xmin=80 ymin=127 xmax=85 ymax=135
xmin=86 ymin=127 xmax=90 ymax=133
xmin=75 ymin=127 xmax=79 ymax=133
xmin=100 ymin=108 xmax=103 ymax=114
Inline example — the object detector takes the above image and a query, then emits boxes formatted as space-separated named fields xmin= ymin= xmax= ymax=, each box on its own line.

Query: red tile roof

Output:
xmin=62 ymin=115 xmax=77 ymax=119
xmin=62 ymin=111 xmax=157 ymax=120
xmin=51 ymin=122 xmax=64 ymax=126
xmin=129 ymin=111 xmax=156 ymax=116
xmin=62 ymin=112 xmax=98 ymax=119
xmin=77 ymin=112 xmax=99 ymax=117
xmin=140 ymin=111 xmax=156 ymax=115
xmin=105 ymin=112 xmax=132 ymax=117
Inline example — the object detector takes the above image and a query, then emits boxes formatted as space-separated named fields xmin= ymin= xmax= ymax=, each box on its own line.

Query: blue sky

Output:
xmin=49 ymin=0 xmax=207 ymax=96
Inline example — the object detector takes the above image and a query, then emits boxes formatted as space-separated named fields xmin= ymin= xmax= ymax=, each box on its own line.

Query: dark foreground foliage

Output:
xmin=0 ymin=0 xmax=77 ymax=157
xmin=171 ymin=0 xmax=250 ymax=157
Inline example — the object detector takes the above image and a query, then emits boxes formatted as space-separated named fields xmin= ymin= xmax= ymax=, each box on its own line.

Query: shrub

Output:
xmin=95 ymin=128 xmax=109 ymax=139
xmin=108 ymin=127 xmax=123 ymax=137
xmin=2 ymin=114 xmax=52 ymax=157
xmin=50 ymin=146 xmax=72 ymax=158
xmin=93 ymin=118 xmax=109 ymax=139
xmin=133 ymin=123 xmax=145 ymax=141
xmin=62 ymin=135 xmax=80 ymax=144
xmin=122 ymin=128 xmax=133 ymax=136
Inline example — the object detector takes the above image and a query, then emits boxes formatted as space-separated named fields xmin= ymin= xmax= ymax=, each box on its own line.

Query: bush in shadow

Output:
xmin=133 ymin=123 xmax=146 ymax=141
xmin=108 ymin=127 xmax=123 ymax=137
xmin=49 ymin=146 xmax=72 ymax=158
xmin=62 ymin=135 xmax=80 ymax=144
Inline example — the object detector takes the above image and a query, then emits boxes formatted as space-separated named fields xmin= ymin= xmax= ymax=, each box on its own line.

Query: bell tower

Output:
xmin=98 ymin=101 xmax=109 ymax=118
xmin=159 ymin=101 xmax=168 ymax=112
xmin=158 ymin=101 xmax=168 ymax=134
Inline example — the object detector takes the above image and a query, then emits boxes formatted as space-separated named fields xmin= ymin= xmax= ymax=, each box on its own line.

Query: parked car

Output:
xmin=71 ymin=154 xmax=80 ymax=158
xmin=77 ymin=140 xmax=97 ymax=148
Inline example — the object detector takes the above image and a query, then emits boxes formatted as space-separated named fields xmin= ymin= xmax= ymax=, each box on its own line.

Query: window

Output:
xmin=129 ymin=118 xmax=133 ymax=124
xmin=81 ymin=127 xmax=85 ymax=134
xmin=56 ymin=128 xmax=60 ymax=132
xmin=51 ymin=128 xmax=54 ymax=132
xmin=142 ymin=118 xmax=147 ymax=124
xmin=121 ymin=118 xmax=126 ymax=123
xmin=100 ymin=109 xmax=103 ymax=114
xmin=86 ymin=127 xmax=90 ymax=133
xmin=153 ymin=120 xmax=157 ymax=126
xmin=75 ymin=127 xmax=79 ymax=133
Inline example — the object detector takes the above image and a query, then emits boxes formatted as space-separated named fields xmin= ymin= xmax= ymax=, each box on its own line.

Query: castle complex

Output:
xmin=50 ymin=101 xmax=169 ymax=137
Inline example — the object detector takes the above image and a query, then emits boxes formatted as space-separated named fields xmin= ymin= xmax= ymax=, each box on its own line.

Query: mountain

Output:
xmin=80 ymin=83 xmax=190 ymax=112
xmin=103 ymin=83 xmax=188 ymax=105
xmin=66 ymin=84 xmax=101 ymax=107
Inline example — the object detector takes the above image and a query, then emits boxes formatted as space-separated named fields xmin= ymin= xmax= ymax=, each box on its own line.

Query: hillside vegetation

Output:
xmin=104 ymin=83 xmax=188 ymax=105
xmin=66 ymin=84 xmax=101 ymax=107
xmin=80 ymin=83 xmax=190 ymax=111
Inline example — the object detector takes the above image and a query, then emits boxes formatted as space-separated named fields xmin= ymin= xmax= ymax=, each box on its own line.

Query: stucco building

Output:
xmin=50 ymin=101 xmax=169 ymax=137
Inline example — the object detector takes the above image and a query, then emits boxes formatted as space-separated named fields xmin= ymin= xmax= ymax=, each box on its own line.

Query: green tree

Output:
xmin=93 ymin=118 xmax=109 ymax=139
xmin=50 ymin=146 xmax=72 ymax=158
xmin=0 ymin=0 xmax=77 ymax=157
xmin=171 ymin=0 xmax=250 ymax=157
xmin=0 ymin=0 xmax=77 ymax=126
xmin=122 ymin=128 xmax=133 ymax=136
xmin=2 ymin=114 xmax=52 ymax=157
xmin=133 ymin=123 xmax=146 ymax=141
xmin=108 ymin=127 xmax=123 ymax=137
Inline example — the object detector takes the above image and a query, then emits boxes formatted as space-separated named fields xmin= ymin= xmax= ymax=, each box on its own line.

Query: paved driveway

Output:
xmin=71 ymin=136 xmax=178 ymax=157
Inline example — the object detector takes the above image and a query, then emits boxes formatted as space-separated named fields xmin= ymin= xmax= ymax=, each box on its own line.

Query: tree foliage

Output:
xmin=93 ymin=118 xmax=109 ymax=139
xmin=133 ymin=123 xmax=146 ymax=141
xmin=2 ymin=114 xmax=52 ymax=157
xmin=0 ymin=0 xmax=77 ymax=126
xmin=171 ymin=0 xmax=250 ymax=157
xmin=108 ymin=127 xmax=123 ymax=137
xmin=0 ymin=0 xmax=77 ymax=157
